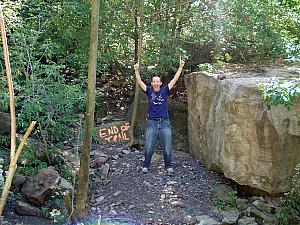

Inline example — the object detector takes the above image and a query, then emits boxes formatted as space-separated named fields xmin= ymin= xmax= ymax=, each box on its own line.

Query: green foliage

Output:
xmin=276 ymin=164 xmax=300 ymax=225
xmin=3 ymin=0 xmax=91 ymax=78
xmin=0 ymin=67 xmax=86 ymax=144
xmin=282 ymin=0 xmax=300 ymax=10
xmin=42 ymin=190 xmax=66 ymax=224
xmin=17 ymin=149 xmax=48 ymax=176
xmin=212 ymin=189 xmax=238 ymax=210
xmin=0 ymin=134 xmax=10 ymax=148
xmin=40 ymin=1 xmax=91 ymax=75
xmin=56 ymin=164 xmax=74 ymax=182
xmin=17 ymin=66 xmax=86 ymax=142
xmin=2 ymin=0 xmax=300 ymax=86
xmin=189 ymin=0 xmax=300 ymax=63
xmin=258 ymin=78 xmax=300 ymax=110
xmin=17 ymin=159 xmax=47 ymax=176
xmin=196 ymin=63 xmax=222 ymax=72
xmin=0 ymin=79 xmax=9 ymax=112
xmin=1 ymin=1 xmax=88 ymax=145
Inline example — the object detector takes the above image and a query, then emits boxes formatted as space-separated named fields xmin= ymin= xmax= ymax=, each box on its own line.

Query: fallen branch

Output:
xmin=0 ymin=121 xmax=37 ymax=216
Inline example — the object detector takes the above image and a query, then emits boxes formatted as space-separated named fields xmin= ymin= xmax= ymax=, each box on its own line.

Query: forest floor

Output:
xmin=85 ymin=141 xmax=228 ymax=225
xmin=1 ymin=77 xmax=231 ymax=225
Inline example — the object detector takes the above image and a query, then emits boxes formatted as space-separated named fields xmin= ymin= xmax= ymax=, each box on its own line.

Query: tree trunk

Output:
xmin=128 ymin=0 xmax=145 ymax=148
xmin=134 ymin=8 xmax=138 ymax=62
xmin=76 ymin=0 xmax=100 ymax=219
xmin=0 ymin=6 xmax=16 ymax=160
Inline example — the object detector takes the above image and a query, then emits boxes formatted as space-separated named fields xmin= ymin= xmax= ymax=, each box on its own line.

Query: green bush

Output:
xmin=0 ymin=0 xmax=88 ymax=145
xmin=17 ymin=150 xmax=48 ymax=176
xmin=42 ymin=190 xmax=67 ymax=224
xmin=212 ymin=187 xmax=238 ymax=210
xmin=258 ymin=78 xmax=300 ymax=110
xmin=17 ymin=67 xmax=86 ymax=143
xmin=276 ymin=164 xmax=300 ymax=225
xmin=0 ymin=65 xmax=86 ymax=144
xmin=189 ymin=0 xmax=300 ymax=63
xmin=0 ymin=78 xmax=9 ymax=112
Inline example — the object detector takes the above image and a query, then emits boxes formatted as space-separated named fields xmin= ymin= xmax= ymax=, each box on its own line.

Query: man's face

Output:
xmin=151 ymin=76 xmax=162 ymax=91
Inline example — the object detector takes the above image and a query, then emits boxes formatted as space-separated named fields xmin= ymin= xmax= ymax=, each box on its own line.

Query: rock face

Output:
xmin=185 ymin=66 xmax=300 ymax=194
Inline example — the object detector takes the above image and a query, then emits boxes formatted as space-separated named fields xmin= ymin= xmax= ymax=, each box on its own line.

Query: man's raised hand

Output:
xmin=134 ymin=63 xmax=139 ymax=71
xmin=168 ymin=59 xmax=185 ymax=90
xmin=179 ymin=59 xmax=185 ymax=68
xmin=134 ymin=62 xmax=146 ymax=92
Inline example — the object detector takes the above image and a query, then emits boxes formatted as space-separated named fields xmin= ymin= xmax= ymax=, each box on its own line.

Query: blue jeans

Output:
xmin=143 ymin=119 xmax=172 ymax=169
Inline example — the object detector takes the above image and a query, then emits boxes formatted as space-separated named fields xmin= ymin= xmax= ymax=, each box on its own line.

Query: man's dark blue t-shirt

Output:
xmin=145 ymin=85 xmax=170 ymax=119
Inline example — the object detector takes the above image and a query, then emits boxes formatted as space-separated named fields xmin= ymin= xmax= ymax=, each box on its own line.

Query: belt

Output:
xmin=149 ymin=118 xmax=167 ymax=121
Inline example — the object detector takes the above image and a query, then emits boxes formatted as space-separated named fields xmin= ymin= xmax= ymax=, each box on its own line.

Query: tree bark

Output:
xmin=134 ymin=8 xmax=139 ymax=63
xmin=128 ymin=0 xmax=145 ymax=148
xmin=0 ymin=5 xmax=16 ymax=160
xmin=76 ymin=0 xmax=100 ymax=219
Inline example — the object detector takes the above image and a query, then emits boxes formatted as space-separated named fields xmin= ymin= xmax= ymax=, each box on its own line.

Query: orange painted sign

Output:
xmin=95 ymin=121 xmax=131 ymax=143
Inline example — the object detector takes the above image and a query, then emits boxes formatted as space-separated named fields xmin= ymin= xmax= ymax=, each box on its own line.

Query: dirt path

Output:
xmin=88 ymin=141 xmax=228 ymax=224
xmin=1 ymin=141 xmax=228 ymax=225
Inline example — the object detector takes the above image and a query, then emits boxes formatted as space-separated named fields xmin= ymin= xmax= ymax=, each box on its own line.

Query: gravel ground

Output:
xmin=88 ymin=141 xmax=228 ymax=225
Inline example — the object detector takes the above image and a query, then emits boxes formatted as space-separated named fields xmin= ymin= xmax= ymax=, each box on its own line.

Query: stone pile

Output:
xmin=12 ymin=166 xmax=72 ymax=217
xmin=180 ymin=183 xmax=287 ymax=225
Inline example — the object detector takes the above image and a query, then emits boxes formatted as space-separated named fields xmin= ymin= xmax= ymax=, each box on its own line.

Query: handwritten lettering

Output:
xmin=97 ymin=122 xmax=131 ymax=143
xmin=120 ymin=122 xmax=130 ymax=132
xmin=99 ymin=128 xmax=108 ymax=138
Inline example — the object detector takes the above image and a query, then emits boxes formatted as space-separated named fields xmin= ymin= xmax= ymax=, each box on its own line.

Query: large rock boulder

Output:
xmin=184 ymin=65 xmax=300 ymax=194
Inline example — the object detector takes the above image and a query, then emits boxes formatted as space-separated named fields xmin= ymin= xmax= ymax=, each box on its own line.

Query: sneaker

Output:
xmin=142 ymin=167 xmax=149 ymax=173
xmin=166 ymin=167 xmax=174 ymax=175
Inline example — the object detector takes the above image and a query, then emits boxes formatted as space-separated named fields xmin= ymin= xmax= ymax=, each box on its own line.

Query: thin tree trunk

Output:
xmin=0 ymin=121 xmax=37 ymax=216
xmin=128 ymin=0 xmax=145 ymax=147
xmin=134 ymin=8 xmax=138 ymax=63
xmin=0 ymin=5 xmax=16 ymax=160
xmin=76 ymin=0 xmax=100 ymax=219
